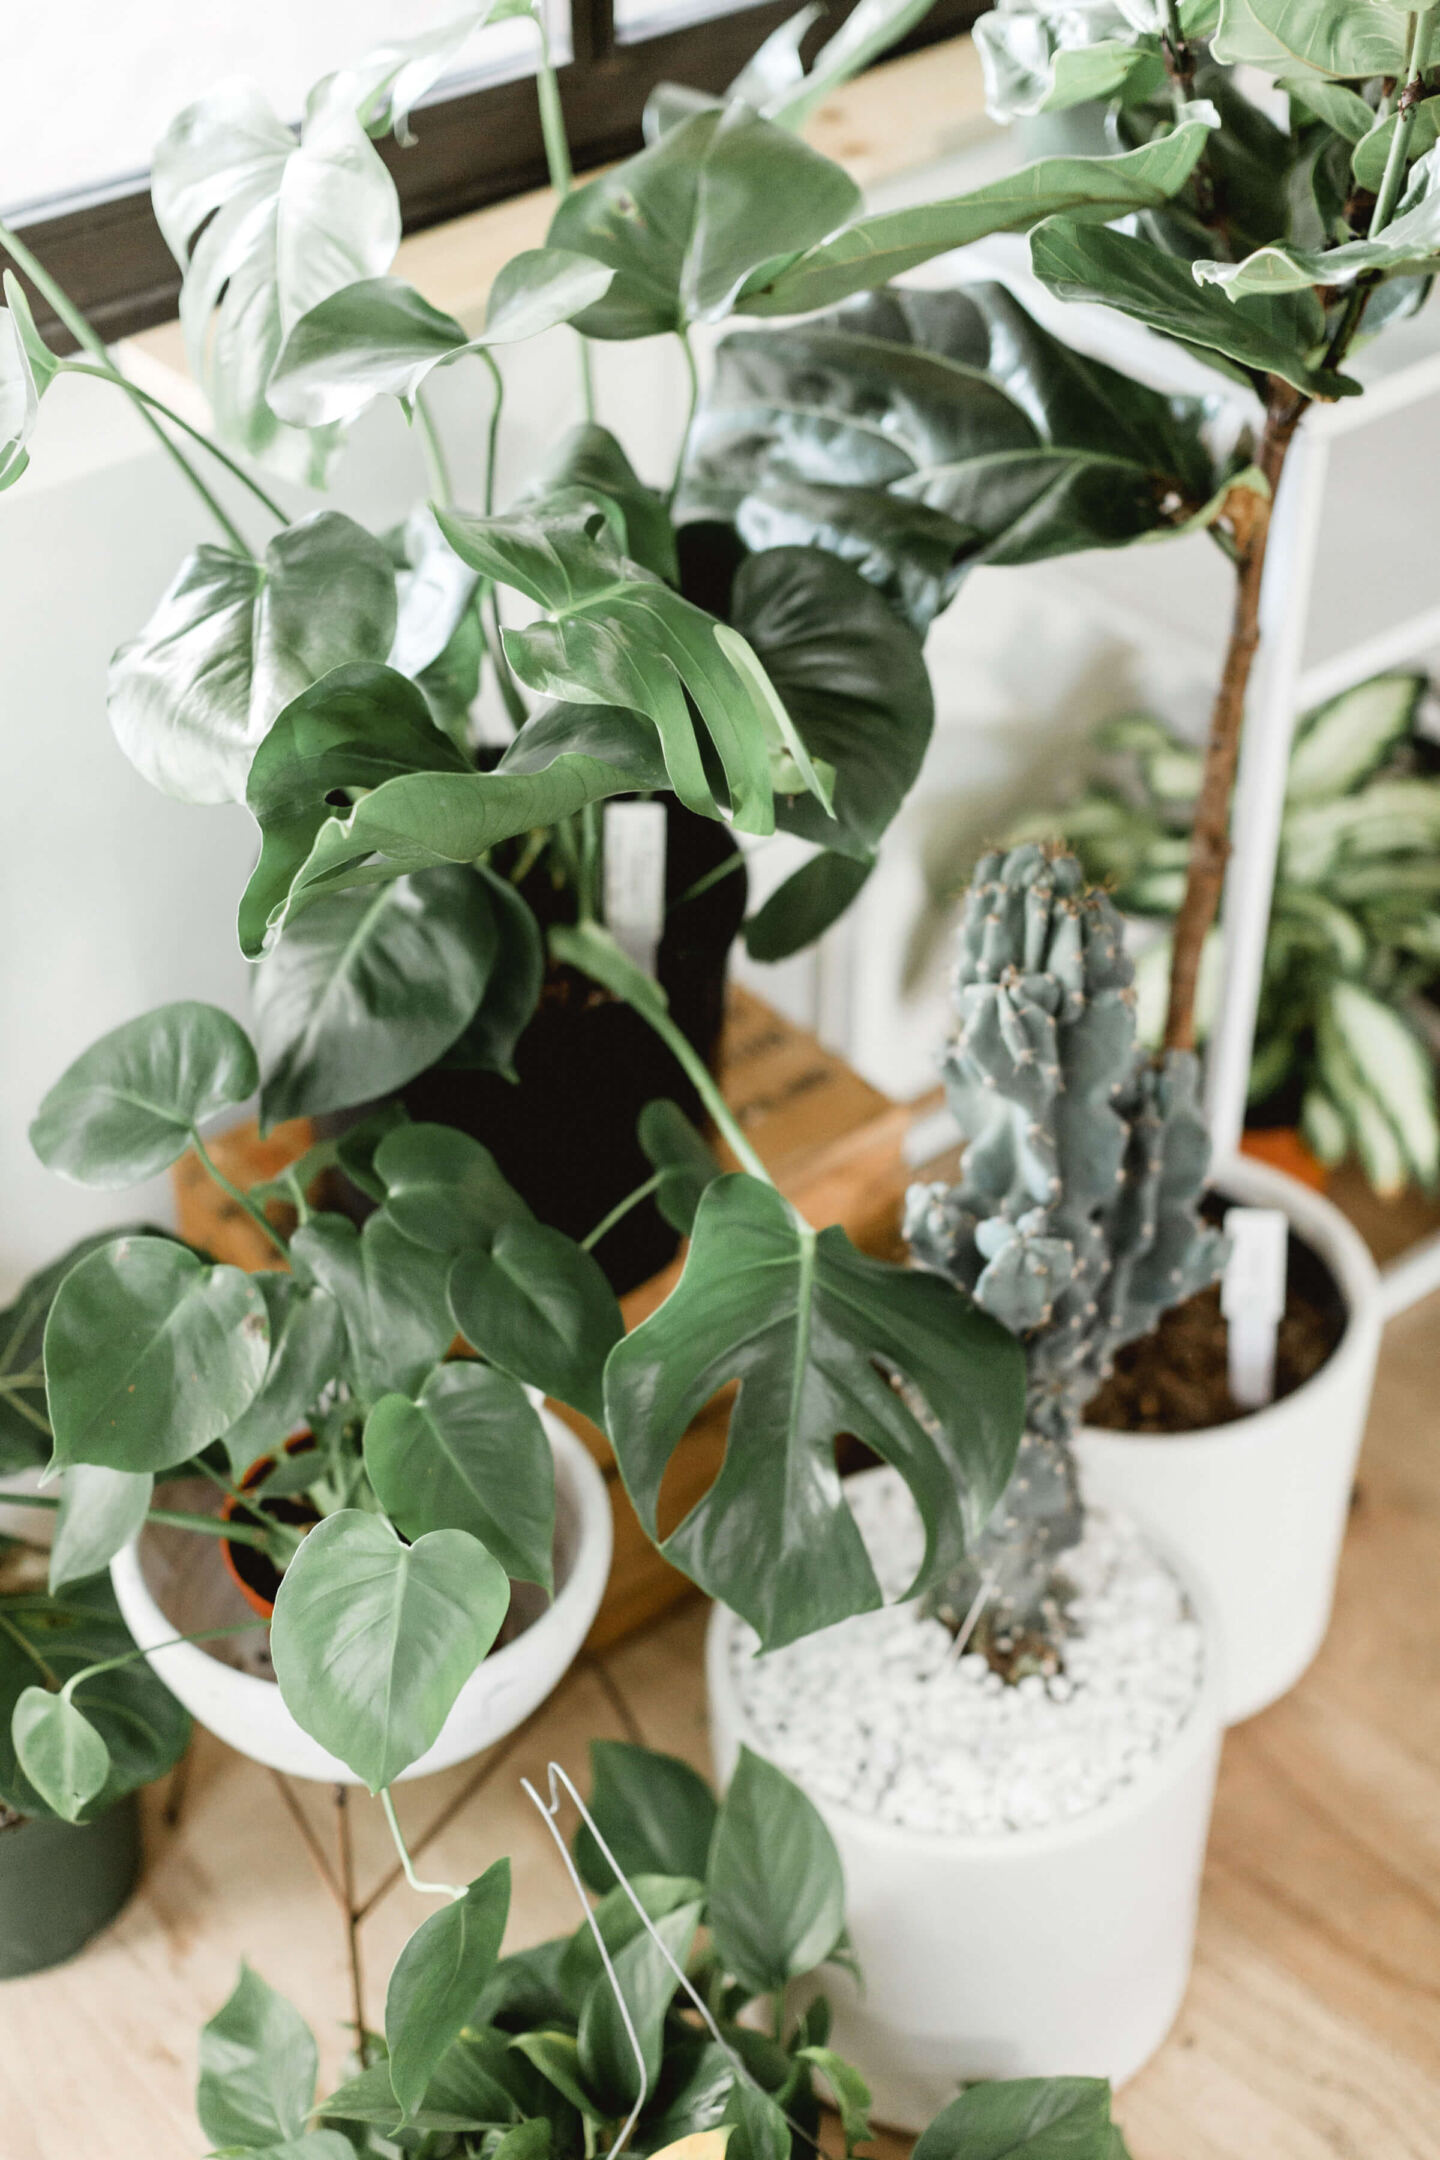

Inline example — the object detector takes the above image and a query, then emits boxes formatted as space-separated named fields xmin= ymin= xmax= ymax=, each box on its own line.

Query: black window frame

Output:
xmin=9 ymin=0 xmax=983 ymax=348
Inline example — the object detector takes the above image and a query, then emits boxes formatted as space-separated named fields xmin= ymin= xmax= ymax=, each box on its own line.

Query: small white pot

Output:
xmin=110 ymin=1411 xmax=611 ymax=1784
xmin=707 ymin=1549 xmax=1222 ymax=2132
xmin=1075 ymin=1154 xmax=1381 ymax=1725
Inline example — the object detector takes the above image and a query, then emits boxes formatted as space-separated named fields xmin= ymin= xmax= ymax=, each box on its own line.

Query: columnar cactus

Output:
xmin=905 ymin=843 xmax=1224 ymax=1663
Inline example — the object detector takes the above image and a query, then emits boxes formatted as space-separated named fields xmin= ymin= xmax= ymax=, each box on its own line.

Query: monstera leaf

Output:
xmin=686 ymin=282 xmax=1241 ymax=631
xmin=602 ymin=1173 xmax=1027 ymax=1648
xmin=519 ymin=424 xmax=679 ymax=583
xmin=110 ymin=512 xmax=397 ymax=806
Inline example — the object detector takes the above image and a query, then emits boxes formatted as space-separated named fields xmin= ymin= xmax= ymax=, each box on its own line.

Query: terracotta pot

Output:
xmin=1239 ymin=1123 xmax=1327 ymax=1191
xmin=219 ymin=1432 xmax=319 ymax=1620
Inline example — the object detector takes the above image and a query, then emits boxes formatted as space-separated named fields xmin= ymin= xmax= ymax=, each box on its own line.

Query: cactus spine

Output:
xmin=905 ymin=843 xmax=1224 ymax=1665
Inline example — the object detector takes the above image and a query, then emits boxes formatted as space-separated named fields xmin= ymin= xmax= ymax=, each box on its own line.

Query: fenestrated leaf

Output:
xmin=30 ymin=1001 xmax=258 ymax=1187
xmin=913 ymin=2076 xmax=1122 ymax=2160
xmin=603 ymin=1173 xmax=1026 ymax=1648
xmin=1193 ymin=146 xmax=1440 ymax=297
xmin=743 ymin=850 xmax=875 ymax=963
xmin=708 ymin=1747 xmax=845 ymax=1995
xmin=49 ymin=1465 xmax=154 ymax=1594
xmin=547 ymin=105 xmax=860 ymax=338
xmin=737 ymin=120 xmax=1217 ymax=317
xmin=364 ymin=1363 xmax=555 ymax=1588
xmin=109 ymin=512 xmax=398 ymax=806
xmin=637 ymin=1100 xmax=723 ymax=1238
xmin=576 ymin=1896 xmax=704 ymax=2112
xmin=574 ymin=1739 xmax=719 ymax=1894
xmin=386 ymin=1859 xmax=511 ymax=2120
xmin=255 ymin=866 xmax=504 ymax=1125
xmin=269 ymin=250 xmax=614 ymax=428
xmin=1212 ymin=0 xmax=1408 ymax=79
xmin=45 ymin=1236 xmax=270 ymax=1473
xmin=197 ymin=1964 xmax=318 ymax=2151
xmin=520 ymin=424 xmax=679 ymax=584
xmin=374 ymin=1121 xmax=535 ymax=1255
xmin=11 ymin=1687 xmax=111 ymax=1823
xmin=218 ymin=1275 xmax=346 ymax=1477
xmin=269 ymin=1509 xmax=510 ymax=1787
xmin=449 ymin=1222 xmax=624 ymax=1426
xmin=1029 ymin=219 xmax=1356 ymax=397
xmin=290 ymin=1212 xmax=452 ymax=1405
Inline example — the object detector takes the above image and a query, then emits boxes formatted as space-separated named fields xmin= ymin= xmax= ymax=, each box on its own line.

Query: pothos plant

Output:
xmin=191 ymin=1738 xmax=1133 ymax=2160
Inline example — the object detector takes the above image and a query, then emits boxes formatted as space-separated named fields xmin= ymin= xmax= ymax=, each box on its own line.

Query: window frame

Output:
xmin=9 ymin=0 xmax=984 ymax=347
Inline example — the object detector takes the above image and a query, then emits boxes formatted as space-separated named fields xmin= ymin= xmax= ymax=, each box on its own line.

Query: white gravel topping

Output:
xmin=727 ymin=1471 xmax=1205 ymax=1837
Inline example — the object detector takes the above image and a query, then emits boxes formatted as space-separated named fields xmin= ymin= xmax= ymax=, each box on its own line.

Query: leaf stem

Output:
xmin=190 ymin=1131 xmax=292 ymax=1260
xmin=414 ymin=385 xmax=454 ymax=507
xmin=478 ymin=346 xmax=504 ymax=518
xmin=1373 ymin=13 xmax=1433 ymax=237
xmin=379 ymin=1785 xmax=467 ymax=1900
xmin=61 ymin=361 xmax=289 ymax=527
xmin=0 ymin=1487 xmax=291 ymax=1556
xmin=59 ymin=1620 xmax=265 ymax=1699
xmin=581 ymin=1171 xmax=663 ymax=1252
xmin=0 ymin=1610 xmax=61 ymax=1689
xmin=533 ymin=10 xmax=594 ymax=420
xmin=669 ymin=329 xmax=700 ymax=512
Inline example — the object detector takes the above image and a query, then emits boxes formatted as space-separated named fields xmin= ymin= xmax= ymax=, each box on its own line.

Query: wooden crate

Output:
xmin=172 ymin=989 xmax=915 ymax=1647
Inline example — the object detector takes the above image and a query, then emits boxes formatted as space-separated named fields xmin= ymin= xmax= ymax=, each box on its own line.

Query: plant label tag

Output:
xmin=1221 ymin=1206 xmax=1288 ymax=1411
xmin=604 ymin=801 xmax=667 ymax=979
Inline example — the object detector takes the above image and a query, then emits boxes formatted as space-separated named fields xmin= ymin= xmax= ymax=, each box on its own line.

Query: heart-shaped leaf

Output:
xmin=636 ymin=1101 xmax=722 ymax=1238
xmin=31 ymin=1001 xmax=257 ymax=1187
xmin=576 ymin=1897 xmax=704 ymax=2111
xmin=709 ymin=1747 xmax=845 ymax=1995
xmin=269 ymin=1509 xmax=510 ymax=1786
xmin=574 ymin=1739 xmax=718 ymax=1894
xmin=0 ymin=1232 xmax=155 ymax=1473
xmin=197 ymin=1965 xmax=318 ymax=2151
xmin=375 ymin=1121 xmax=534 ymax=1254
xmin=386 ymin=1859 xmax=511 ymax=2120
xmin=11 ymin=1687 xmax=111 ymax=1823
xmin=290 ymin=1213 xmax=452 ymax=1406
xmin=603 ymin=1173 xmax=1027 ymax=1648
xmin=913 ymin=2076 xmax=1123 ymax=2160
xmin=449 ymin=1221 xmax=624 ymax=1426
xmin=109 ymin=512 xmax=397 ymax=806
xmin=218 ymin=1276 xmax=346 ymax=1477
xmin=49 ymin=1465 xmax=155 ymax=1594
xmin=364 ymin=1363 xmax=555 ymax=1588
xmin=45 ymin=1236 xmax=270 ymax=1472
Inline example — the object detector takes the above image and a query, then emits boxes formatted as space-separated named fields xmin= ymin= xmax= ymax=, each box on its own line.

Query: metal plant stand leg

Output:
xmin=333 ymin=1786 xmax=366 ymax=2051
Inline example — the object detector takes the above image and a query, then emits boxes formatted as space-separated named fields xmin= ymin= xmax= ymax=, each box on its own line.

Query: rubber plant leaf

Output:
xmin=373 ymin=1121 xmax=535 ymax=1256
xmin=30 ymin=1000 xmax=258 ymax=1187
xmin=449 ymin=1221 xmax=624 ymax=1427
xmin=290 ymin=1211 xmax=453 ymax=1405
xmin=912 ymin=2075 xmax=1122 ymax=2159
xmin=386 ymin=1858 xmax=512 ymax=2120
xmin=573 ymin=1738 xmax=719 ymax=1893
xmin=269 ymin=1509 xmax=510 ymax=1787
xmin=44 ymin=1236 xmax=270 ymax=1473
xmin=708 ymin=1746 xmax=845 ymax=1995
xmin=545 ymin=105 xmax=860 ymax=337
xmin=602 ymin=1173 xmax=1027 ymax=1648
xmin=48 ymin=1464 xmax=154 ymax=1595
xmin=196 ymin=1964 xmax=318 ymax=2150
xmin=1211 ymin=0 xmax=1409 ymax=78
xmin=364 ymin=1362 xmax=556 ymax=1588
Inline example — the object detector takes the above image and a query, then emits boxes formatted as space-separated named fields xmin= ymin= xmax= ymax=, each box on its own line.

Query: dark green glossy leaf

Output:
xmin=375 ymin=1121 xmax=534 ymax=1255
xmin=386 ymin=1858 xmax=511 ymax=2120
xmin=547 ymin=106 xmax=860 ymax=337
xmin=723 ymin=2074 xmax=791 ymax=2160
xmin=637 ymin=1100 xmax=723 ymax=1237
xmin=603 ymin=1173 xmax=1026 ymax=1648
xmin=269 ymin=1508 xmax=509 ymax=1787
xmin=45 ymin=1236 xmax=270 ymax=1472
xmin=709 ymin=1747 xmax=845 ymax=1995
xmin=520 ymin=423 xmax=679 ymax=584
xmin=290 ymin=1212 xmax=452 ymax=1405
xmin=322 ymin=2019 xmax=544 ymax=2132
xmin=744 ymin=851 xmax=874 ymax=963
xmin=436 ymin=867 xmax=544 ymax=1081
xmin=913 ymin=2076 xmax=1122 ymax=2159
xmin=218 ymin=1275 xmax=346 ymax=1477
xmin=795 ymin=2048 xmax=871 ymax=2155
xmin=574 ymin=1739 xmax=719 ymax=1893
xmin=449 ymin=1221 xmax=624 ymax=1426
xmin=11 ymin=1687 xmax=111 ymax=1822
xmin=1212 ymin=0 xmax=1407 ymax=78
xmin=196 ymin=1964 xmax=318 ymax=2151
xmin=576 ymin=1895 xmax=703 ymax=2111
xmin=476 ymin=1938 xmax=571 ymax=2030
xmin=364 ymin=1363 xmax=555 ymax=1588
xmin=110 ymin=512 xmax=397 ymax=805
xmin=255 ymin=866 xmax=503 ymax=1124
xmin=30 ymin=1001 xmax=258 ymax=1187
xmin=511 ymin=2033 xmax=599 ymax=2118
xmin=559 ymin=1873 xmax=707 ymax=2012
xmin=49 ymin=1465 xmax=154 ymax=1594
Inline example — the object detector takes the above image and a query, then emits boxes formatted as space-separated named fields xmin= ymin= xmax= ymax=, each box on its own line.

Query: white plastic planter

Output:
xmin=1075 ymin=1154 xmax=1381 ymax=1725
xmin=110 ymin=1411 xmax=611 ymax=1783
xmin=707 ymin=1548 xmax=1223 ymax=2131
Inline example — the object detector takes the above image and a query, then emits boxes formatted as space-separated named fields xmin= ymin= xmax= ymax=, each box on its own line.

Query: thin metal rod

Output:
xmin=268 ymin=1769 xmax=348 ymax=1908
xmin=352 ymin=1703 xmax=547 ymax=1922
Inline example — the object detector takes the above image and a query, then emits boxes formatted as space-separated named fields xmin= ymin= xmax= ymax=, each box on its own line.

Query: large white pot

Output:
xmin=1075 ymin=1154 xmax=1380 ymax=1726
xmin=110 ymin=1411 xmax=611 ymax=1783
xmin=707 ymin=1547 xmax=1223 ymax=2132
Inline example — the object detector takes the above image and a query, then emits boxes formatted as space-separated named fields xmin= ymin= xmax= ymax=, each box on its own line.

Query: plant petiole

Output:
xmin=190 ymin=1130 xmax=292 ymax=1260
xmin=379 ymin=1785 xmax=467 ymax=1900
xmin=581 ymin=1171 xmax=663 ymax=1251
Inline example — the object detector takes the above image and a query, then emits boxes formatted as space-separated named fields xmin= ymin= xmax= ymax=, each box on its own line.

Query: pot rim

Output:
xmin=706 ymin=1494 xmax=1225 ymax=1863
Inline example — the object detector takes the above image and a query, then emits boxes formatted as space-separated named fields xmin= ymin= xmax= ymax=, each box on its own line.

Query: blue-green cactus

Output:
xmin=905 ymin=843 xmax=1224 ymax=1661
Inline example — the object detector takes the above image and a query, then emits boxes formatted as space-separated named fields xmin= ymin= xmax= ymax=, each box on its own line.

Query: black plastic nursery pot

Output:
xmin=0 ymin=1793 xmax=142 ymax=1978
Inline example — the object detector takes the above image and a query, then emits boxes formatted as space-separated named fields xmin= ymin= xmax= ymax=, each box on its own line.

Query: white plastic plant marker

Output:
xmin=604 ymin=800 xmax=667 ymax=977
xmin=1222 ymin=1205 xmax=1288 ymax=1410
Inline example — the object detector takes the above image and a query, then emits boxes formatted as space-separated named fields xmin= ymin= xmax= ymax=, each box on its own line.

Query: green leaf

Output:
xmin=269 ymin=250 xmax=614 ymax=428
xmin=386 ymin=1859 xmax=512 ymax=2120
xmin=912 ymin=2076 xmax=1120 ymax=2160
xmin=603 ymin=1173 xmax=1026 ymax=1648
xmin=0 ymin=282 xmax=46 ymax=492
xmin=573 ymin=1739 xmax=719 ymax=1893
xmin=290 ymin=1213 xmax=453 ymax=1405
xmin=364 ymin=1363 xmax=555 ymax=1588
xmin=152 ymin=79 xmax=400 ymax=476
xmin=738 ymin=121 xmax=1217 ymax=316
xmin=723 ymin=2074 xmax=791 ymax=2160
xmin=1029 ymin=219 xmax=1357 ymax=398
xmin=795 ymin=2049 xmax=872 ymax=2155
xmin=1212 ymin=0 xmax=1408 ymax=78
xmin=1278 ymin=73 xmax=1375 ymax=141
xmin=255 ymin=866 xmax=505 ymax=1124
xmin=11 ymin=1687 xmax=111 ymax=1823
xmin=374 ymin=1121 xmax=534 ymax=1255
xmin=520 ymin=423 xmax=679 ymax=584
xmin=1323 ymin=981 xmax=1439 ymax=1187
xmin=332 ymin=0 xmax=539 ymax=145
xmin=511 ymin=2033 xmax=600 ymax=2118
xmin=1287 ymin=671 xmax=1424 ymax=804
xmin=449 ymin=1221 xmax=624 ymax=1426
xmin=637 ymin=1100 xmax=723 ymax=1237
xmin=765 ymin=0 xmax=944 ymax=126
xmin=576 ymin=1896 xmax=704 ymax=2111
xmin=547 ymin=106 xmax=860 ymax=337
xmin=974 ymin=0 xmax=1166 ymax=123
xmin=1353 ymin=102 xmax=1440 ymax=193
xmin=438 ymin=867 xmax=544 ymax=1081
xmin=386 ymin=506 xmax=483 ymax=742
xmin=1194 ymin=147 xmax=1440 ymax=297
xmin=708 ymin=1748 xmax=845 ymax=1994
xmin=0 ymin=1232 xmax=155 ymax=1473
xmin=45 ymin=1236 xmax=270 ymax=1472
xmin=744 ymin=852 xmax=875 ymax=964
xmin=218 ymin=1276 xmax=346 ymax=1477
xmin=197 ymin=1964 xmax=318 ymax=2151
xmin=269 ymin=1509 xmax=510 ymax=1787
xmin=49 ymin=1465 xmax=154 ymax=1594
xmin=558 ymin=1872 xmax=706 ymax=2011
xmin=240 ymin=662 xmax=472 ymax=958
xmin=30 ymin=1000 xmax=258 ymax=1187
xmin=110 ymin=512 xmax=398 ymax=806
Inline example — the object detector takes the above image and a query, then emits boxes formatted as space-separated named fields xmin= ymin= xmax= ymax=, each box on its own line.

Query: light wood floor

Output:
xmin=3 ymin=1288 xmax=1438 ymax=2159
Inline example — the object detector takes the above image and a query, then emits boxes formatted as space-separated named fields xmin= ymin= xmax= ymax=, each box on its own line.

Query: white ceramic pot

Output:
xmin=707 ymin=1552 xmax=1223 ymax=2132
xmin=110 ymin=1411 xmax=611 ymax=1783
xmin=1075 ymin=1154 xmax=1380 ymax=1726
